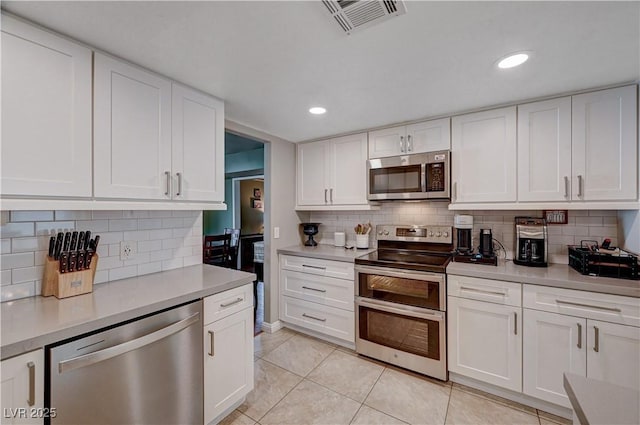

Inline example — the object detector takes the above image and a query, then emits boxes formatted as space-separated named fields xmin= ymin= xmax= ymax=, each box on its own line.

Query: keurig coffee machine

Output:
xmin=514 ymin=217 xmax=548 ymax=267
xmin=454 ymin=215 xmax=473 ymax=255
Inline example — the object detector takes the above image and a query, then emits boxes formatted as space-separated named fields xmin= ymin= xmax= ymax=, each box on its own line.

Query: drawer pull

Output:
xmin=302 ymin=286 xmax=327 ymax=293
xmin=220 ymin=297 xmax=243 ymax=308
xmin=594 ymin=326 xmax=599 ymax=352
xmin=302 ymin=264 xmax=326 ymax=270
xmin=577 ymin=323 xmax=582 ymax=349
xmin=460 ymin=286 xmax=506 ymax=297
xmin=556 ymin=300 xmax=621 ymax=313
xmin=513 ymin=312 xmax=518 ymax=335
xmin=27 ymin=361 xmax=35 ymax=406
xmin=208 ymin=330 xmax=215 ymax=357
xmin=302 ymin=313 xmax=327 ymax=322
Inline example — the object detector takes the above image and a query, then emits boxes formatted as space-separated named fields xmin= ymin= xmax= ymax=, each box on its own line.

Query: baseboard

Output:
xmin=281 ymin=322 xmax=356 ymax=350
xmin=207 ymin=396 xmax=246 ymax=425
xmin=261 ymin=320 xmax=283 ymax=333
xmin=449 ymin=372 xmax=573 ymax=420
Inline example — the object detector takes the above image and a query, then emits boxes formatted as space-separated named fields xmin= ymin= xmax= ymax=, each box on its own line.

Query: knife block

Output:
xmin=42 ymin=254 xmax=98 ymax=299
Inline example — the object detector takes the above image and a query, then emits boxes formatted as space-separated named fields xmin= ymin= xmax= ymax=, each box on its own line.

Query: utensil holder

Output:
xmin=356 ymin=234 xmax=369 ymax=249
xmin=42 ymin=254 xmax=98 ymax=299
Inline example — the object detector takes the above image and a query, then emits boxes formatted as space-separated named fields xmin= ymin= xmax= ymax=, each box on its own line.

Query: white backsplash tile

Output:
xmin=1 ymin=222 xmax=35 ymax=238
xmin=10 ymin=211 xmax=54 ymax=222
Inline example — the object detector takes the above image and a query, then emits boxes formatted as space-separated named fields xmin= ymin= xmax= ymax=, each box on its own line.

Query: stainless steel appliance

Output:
xmin=514 ymin=217 xmax=548 ymax=267
xmin=454 ymin=214 xmax=473 ymax=255
xmin=354 ymin=225 xmax=452 ymax=380
xmin=48 ymin=301 xmax=203 ymax=425
xmin=367 ymin=151 xmax=450 ymax=200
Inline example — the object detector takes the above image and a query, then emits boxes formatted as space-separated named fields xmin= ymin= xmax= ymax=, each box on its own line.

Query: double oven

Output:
xmin=354 ymin=225 xmax=452 ymax=381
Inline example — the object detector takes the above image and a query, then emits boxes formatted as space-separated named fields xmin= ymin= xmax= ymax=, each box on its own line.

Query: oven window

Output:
xmin=359 ymin=306 xmax=440 ymax=360
xmin=370 ymin=165 xmax=422 ymax=194
xmin=425 ymin=162 xmax=446 ymax=192
xmin=358 ymin=273 xmax=441 ymax=310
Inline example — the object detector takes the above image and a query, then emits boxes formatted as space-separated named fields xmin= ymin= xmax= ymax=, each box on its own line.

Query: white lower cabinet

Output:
xmin=1 ymin=349 xmax=44 ymax=425
xmin=203 ymin=284 xmax=254 ymax=425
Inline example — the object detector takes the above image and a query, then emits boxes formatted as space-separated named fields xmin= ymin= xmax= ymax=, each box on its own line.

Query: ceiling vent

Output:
xmin=322 ymin=0 xmax=407 ymax=35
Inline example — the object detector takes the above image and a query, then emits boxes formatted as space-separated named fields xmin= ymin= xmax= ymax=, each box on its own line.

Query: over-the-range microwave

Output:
xmin=367 ymin=150 xmax=450 ymax=201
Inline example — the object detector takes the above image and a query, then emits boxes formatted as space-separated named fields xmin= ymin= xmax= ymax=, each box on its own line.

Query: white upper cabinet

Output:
xmin=297 ymin=133 xmax=369 ymax=208
xmin=572 ymin=85 xmax=638 ymax=201
xmin=451 ymin=106 xmax=517 ymax=203
xmin=1 ymin=15 xmax=92 ymax=198
xmin=171 ymin=83 xmax=225 ymax=202
xmin=94 ymin=53 xmax=173 ymax=200
xmin=368 ymin=118 xmax=450 ymax=159
xmin=518 ymin=97 xmax=572 ymax=202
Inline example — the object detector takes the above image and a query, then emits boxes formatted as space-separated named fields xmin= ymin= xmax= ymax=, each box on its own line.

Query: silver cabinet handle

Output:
xmin=400 ymin=136 xmax=405 ymax=153
xmin=208 ymin=330 xmax=215 ymax=357
xmin=556 ymin=300 xmax=621 ymax=313
xmin=324 ymin=189 xmax=328 ymax=203
xmin=564 ymin=176 xmax=569 ymax=198
xmin=302 ymin=286 xmax=327 ymax=293
xmin=513 ymin=312 xmax=518 ymax=335
xmin=58 ymin=312 xmax=200 ymax=374
xmin=302 ymin=264 xmax=326 ymax=270
xmin=164 ymin=171 xmax=171 ymax=196
xmin=577 ymin=175 xmax=584 ymax=197
xmin=453 ymin=181 xmax=457 ymax=201
xmin=27 ymin=361 xmax=35 ymax=406
xmin=407 ymin=134 xmax=413 ymax=152
xmin=460 ymin=286 xmax=507 ymax=297
xmin=176 ymin=172 xmax=182 ymax=197
xmin=577 ymin=323 xmax=582 ymax=349
xmin=220 ymin=297 xmax=243 ymax=308
xmin=594 ymin=326 xmax=599 ymax=352
xmin=330 ymin=188 xmax=333 ymax=203
xmin=302 ymin=313 xmax=326 ymax=322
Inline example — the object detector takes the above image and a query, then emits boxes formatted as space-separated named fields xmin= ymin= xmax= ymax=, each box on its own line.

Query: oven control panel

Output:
xmin=376 ymin=225 xmax=452 ymax=244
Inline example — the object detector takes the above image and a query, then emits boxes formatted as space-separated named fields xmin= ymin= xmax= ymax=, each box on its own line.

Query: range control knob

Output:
xmin=436 ymin=231 xmax=442 ymax=237
xmin=443 ymin=231 xmax=449 ymax=238
xmin=428 ymin=231 xmax=434 ymax=237
xmin=383 ymin=230 xmax=389 ymax=236
xmin=378 ymin=231 xmax=383 ymax=236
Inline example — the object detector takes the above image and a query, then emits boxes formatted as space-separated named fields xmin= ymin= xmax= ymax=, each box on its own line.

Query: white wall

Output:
xmin=618 ymin=209 xmax=640 ymax=254
xmin=0 ymin=210 xmax=202 ymax=302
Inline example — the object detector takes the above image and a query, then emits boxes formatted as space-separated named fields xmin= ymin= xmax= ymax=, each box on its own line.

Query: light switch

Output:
xmin=274 ymin=227 xmax=280 ymax=239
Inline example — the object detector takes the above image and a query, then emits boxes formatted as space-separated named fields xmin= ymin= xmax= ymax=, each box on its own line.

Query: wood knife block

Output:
xmin=42 ymin=254 xmax=98 ymax=299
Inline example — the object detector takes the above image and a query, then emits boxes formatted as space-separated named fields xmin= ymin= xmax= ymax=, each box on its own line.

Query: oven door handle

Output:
xmin=356 ymin=297 xmax=445 ymax=321
xmin=354 ymin=265 xmax=446 ymax=284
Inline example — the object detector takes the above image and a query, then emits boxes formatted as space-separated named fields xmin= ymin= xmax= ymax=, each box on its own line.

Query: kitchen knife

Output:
xmin=54 ymin=233 xmax=64 ymax=260
xmin=84 ymin=231 xmax=91 ymax=250
xmin=77 ymin=231 xmax=85 ymax=253
xmin=59 ymin=252 xmax=68 ymax=274
xmin=63 ymin=232 xmax=71 ymax=252
xmin=77 ymin=251 xmax=86 ymax=271
xmin=70 ymin=231 xmax=78 ymax=251
xmin=86 ymin=251 xmax=94 ymax=268
xmin=68 ymin=251 xmax=77 ymax=272
xmin=93 ymin=235 xmax=100 ymax=251
xmin=48 ymin=237 xmax=55 ymax=258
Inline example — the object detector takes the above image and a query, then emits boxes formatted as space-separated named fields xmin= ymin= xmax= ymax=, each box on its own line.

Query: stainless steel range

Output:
xmin=354 ymin=224 xmax=452 ymax=381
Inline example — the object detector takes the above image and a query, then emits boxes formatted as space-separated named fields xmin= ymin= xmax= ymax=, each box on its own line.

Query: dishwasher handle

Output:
xmin=58 ymin=312 xmax=200 ymax=374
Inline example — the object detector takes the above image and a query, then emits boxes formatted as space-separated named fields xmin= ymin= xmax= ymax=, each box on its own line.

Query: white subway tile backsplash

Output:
xmin=148 ymin=210 xmax=174 ymax=218
xmin=162 ymin=238 xmax=181 ymax=250
xmin=35 ymin=221 xmax=74 ymax=235
xmin=108 ymin=219 xmax=138 ymax=232
xmin=138 ymin=240 xmax=163 ymax=253
xmin=1 ymin=280 xmax=36 ymax=302
xmin=1 ymin=239 xmax=10 ymax=254
xmin=99 ymin=232 xmax=124 ymax=245
xmin=34 ymin=251 xmax=47 ymax=266
xmin=123 ymin=230 xmax=150 ymax=241
xmin=11 ymin=237 xmax=43 ymax=253
xmin=109 ymin=266 xmax=138 ymax=281
xmin=1 ymin=222 xmax=35 ymax=238
xmin=149 ymin=229 xmax=173 ymax=240
xmin=76 ymin=220 xmax=109 ymax=232
xmin=150 ymin=249 xmax=174 ymax=262
xmin=162 ymin=258 xmax=183 ymax=271
xmin=1 ymin=252 xmax=34 ymax=270
xmin=12 ymin=266 xmax=44 ymax=284
xmin=94 ymin=270 xmax=109 ymax=284
xmin=161 ymin=218 xmax=183 ymax=228
xmin=11 ymin=211 xmax=54 ymax=222
xmin=138 ymin=219 xmax=162 ymax=230
xmin=138 ymin=261 xmax=162 ymax=275
xmin=92 ymin=211 xmax=124 ymax=219
xmin=1 ymin=270 xmax=12 ymax=286
xmin=108 ymin=244 xmax=121 ymax=257
xmin=55 ymin=210 xmax=92 ymax=220
xmin=184 ymin=255 xmax=201 ymax=267
xmin=123 ymin=252 xmax=150 ymax=266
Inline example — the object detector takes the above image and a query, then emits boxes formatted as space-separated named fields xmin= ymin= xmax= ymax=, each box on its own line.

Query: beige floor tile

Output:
xmin=537 ymin=410 xmax=572 ymax=425
xmin=445 ymin=389 xmax=540 ymax=425
xmin=219 ymin=410 xmax=256 ymax=425
xmin=254 ymin=328 xmax=296 ymax=358
xmin=260 ymin=379 xmax=361 ymax=425
xmin=350 ymin=405 xmax=409 ymax=425
xmin=237 ymin=359 xmax=302 ymax=421
xmin=452 ymin=383 xmax=537 ymax=415
xmin=365 ymin=368 xmax=451 ymax=424
xmin=262 ymin=334 xmax=335 ymax=376
xmin=307 ymin=350 xmax=385 ymax=402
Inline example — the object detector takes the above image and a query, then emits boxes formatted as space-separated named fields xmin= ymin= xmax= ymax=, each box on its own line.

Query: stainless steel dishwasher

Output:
xmin=47 ymin=300 xmax=203 ymax=425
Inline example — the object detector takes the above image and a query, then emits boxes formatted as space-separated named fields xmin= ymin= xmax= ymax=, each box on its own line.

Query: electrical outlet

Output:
xmin=120 ymin=241 xmax=137 ymax=261
xmin=274 ymin=227 xmax=280 ymax=239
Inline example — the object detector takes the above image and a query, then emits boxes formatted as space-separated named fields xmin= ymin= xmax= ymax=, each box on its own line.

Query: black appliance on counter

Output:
xmin=514 ymin=217 xmax=548 ymax=267
xmin=479 ymin=228 xmax=494 ymax=257
xmin=454 ymin=214 xmax=473 ymax=255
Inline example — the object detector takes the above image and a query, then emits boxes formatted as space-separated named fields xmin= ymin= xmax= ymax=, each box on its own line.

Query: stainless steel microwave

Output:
xmin=367 ymin=151 xmax=450 ymax=200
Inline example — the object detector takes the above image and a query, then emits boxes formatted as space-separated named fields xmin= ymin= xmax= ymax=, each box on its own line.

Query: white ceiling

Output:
xmin=3 ymin=1 xmax=639 ymax=142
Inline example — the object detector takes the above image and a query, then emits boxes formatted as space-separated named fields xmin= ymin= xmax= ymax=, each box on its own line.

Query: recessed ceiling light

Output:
xmin=497 ymin=52 xmax=530 ymax=69
xmin=309 ymin=106 xmax=327 ymax=115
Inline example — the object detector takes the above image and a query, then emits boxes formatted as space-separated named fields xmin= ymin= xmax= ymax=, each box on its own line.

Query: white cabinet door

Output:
xmin=406 ymin=118 xmax=451 ymax=153
xmin=94 ymin=53 xmax=172 ymax=200
xmin=297 ymin=140 xmax=330 ymax=206
xmin=1 ymin=349 xmax=44 ymax=425
xmin=368 ymin=125 xmax=406 ymax=158
xmin=523 ymin=310 xmax=586 ymax=407
xmin=171 ymin=83 xmax=225 ymax=202
xmin=572 ymin=85 xmax=638 ymax=201
xmin=204 ymin=307 xmax=254 ymax=424
xmin=587 ymin=320 xmax=640 ymax=391
xmin=451 ymin=107 xmax=517 ymax=203
xmin=518 ymin=97 xmax=572 ymax=202
xmin=448 ymin=296 xmax=522 ymax=391
xmin=1 ymin=15 xmax=92 ymax=198
xmin=329 ymin=133 xmax=368 ymax=205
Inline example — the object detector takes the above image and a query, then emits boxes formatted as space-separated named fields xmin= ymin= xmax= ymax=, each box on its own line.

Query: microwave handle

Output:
xmin=399 ymin=136 xmax=405 ymax=153
xmin=421 ymin=164 xmax=427 ymax=193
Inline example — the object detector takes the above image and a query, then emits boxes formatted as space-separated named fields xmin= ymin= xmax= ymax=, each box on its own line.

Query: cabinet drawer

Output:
xmin=204 ymin=283 xmax=253 ymax=325
xmin=448 ymin=275 xmax=522 ymax=307
xmin=281 ymin=270 xmax=354 ymax=311
xmin=523 ymin=285 xmax=640 ymax=327
xmin=280 ymin=255 xmax=354 ymax=280
xmin=280 ymin=296 xmax=355 ymax=343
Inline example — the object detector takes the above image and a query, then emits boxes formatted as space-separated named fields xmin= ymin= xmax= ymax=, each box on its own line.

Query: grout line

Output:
xmin=255 ymin=376 xmax=306 ymax=423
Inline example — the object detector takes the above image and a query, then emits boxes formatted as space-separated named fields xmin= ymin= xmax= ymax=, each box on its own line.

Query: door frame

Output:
xmin=231 ymin=175 xmax=265 ymax=230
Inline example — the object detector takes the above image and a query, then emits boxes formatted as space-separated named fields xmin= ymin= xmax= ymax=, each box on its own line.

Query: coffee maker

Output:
xmin=454 ymin=215 xmax=473 ymax=255
xmin=514 ymin=217 xmax=548 ymax=267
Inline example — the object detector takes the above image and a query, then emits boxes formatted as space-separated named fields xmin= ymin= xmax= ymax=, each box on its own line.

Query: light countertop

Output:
xmin=278 ymin=244 xmax=376 ymax=263
xmin=447 ymin=260 xmax=640 ymax=298
xmin=1 ymin=265 xmax=255 ymax=360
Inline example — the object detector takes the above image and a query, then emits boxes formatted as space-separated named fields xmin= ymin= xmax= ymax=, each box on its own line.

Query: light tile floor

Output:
xmin=222 ymin=329 xmax=573 ymax=425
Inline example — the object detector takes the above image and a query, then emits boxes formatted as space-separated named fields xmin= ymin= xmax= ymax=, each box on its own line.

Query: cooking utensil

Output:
xmin=84 ymin=231 xmax=91 ymax=250
xmin=48 ymin=237 xmax=55 ymax=258
xmin=70 ymin=231 xmax=78 ymax=251
xmin=54 ymin=233 xmax=64 ymax=260
xmin=77 ymin=231 xmax=85 ymax=253
xmin=59 ymin=252 xmax=68 ymax=274
xmin=63 ymin=232 xmax=71 ymax=252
